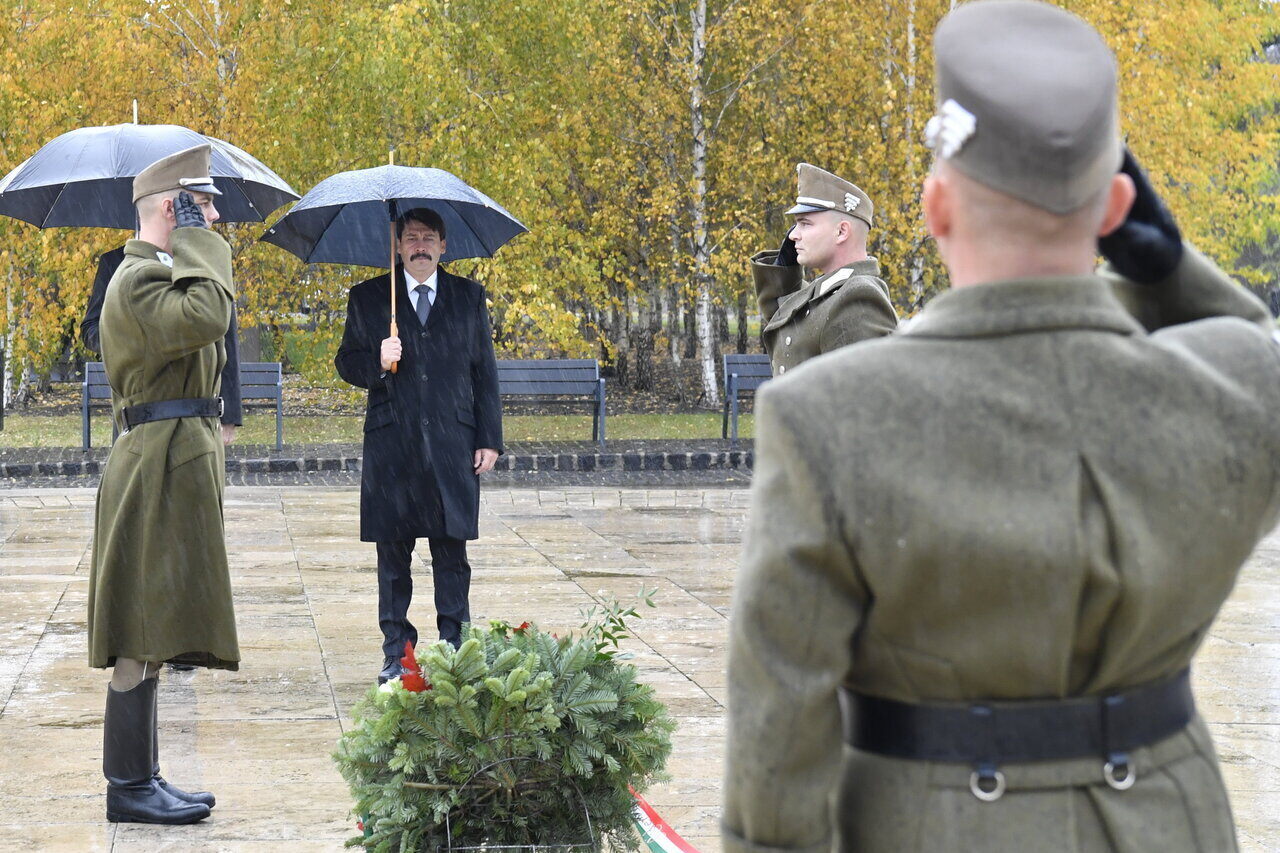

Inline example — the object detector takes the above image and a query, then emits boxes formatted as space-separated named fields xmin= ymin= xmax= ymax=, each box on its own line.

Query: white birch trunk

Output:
xmin=689 ymin=0 xmax=720 ymax=406
xmin=2 ymin=261 xmax=11 ymax=411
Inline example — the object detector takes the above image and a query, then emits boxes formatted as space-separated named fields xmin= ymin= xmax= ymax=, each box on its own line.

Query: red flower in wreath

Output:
xmin=401 ymin=641 xmax=421 ymax=673
xmin=399 ymin=641 xmax=430 ymax=692
xmin=515 ymin=621 xmax=531 ymax=633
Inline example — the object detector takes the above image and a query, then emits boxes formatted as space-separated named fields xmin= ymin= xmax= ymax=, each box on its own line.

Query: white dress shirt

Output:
xmin=405 ymin=269 xmax=438 ymax=313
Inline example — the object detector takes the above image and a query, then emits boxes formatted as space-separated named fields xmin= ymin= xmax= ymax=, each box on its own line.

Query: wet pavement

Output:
xmin=0 ymin=485 xmax=1276 ymax=852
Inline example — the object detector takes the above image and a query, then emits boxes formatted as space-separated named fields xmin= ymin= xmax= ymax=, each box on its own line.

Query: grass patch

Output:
xmin=0 ymin=411 xmax=754 ymax=448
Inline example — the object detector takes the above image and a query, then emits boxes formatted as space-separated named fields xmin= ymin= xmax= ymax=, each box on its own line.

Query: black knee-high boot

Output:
xmin=151 ymin=682 xmax=216 ymax=808
xmin=103 ymin=678 xmax=210 ymax=824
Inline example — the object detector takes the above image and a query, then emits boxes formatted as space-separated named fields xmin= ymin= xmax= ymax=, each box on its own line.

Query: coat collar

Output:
xmin=899 ymin=275 xmax=1144 ymax=339
xmin=123 ymin=239 xmax=171 ymax=265
xmin=814 ymin=257 xmax=881 ymax=296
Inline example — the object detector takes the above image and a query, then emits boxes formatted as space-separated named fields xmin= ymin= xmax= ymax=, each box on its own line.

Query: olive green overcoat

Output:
xmin=88 ymin=229 xmax=240 ymax=671
xmin=751 ymin=251 xmax=898 ymax=375
xmin=724 ymin=247 xmax=1280 ymax=852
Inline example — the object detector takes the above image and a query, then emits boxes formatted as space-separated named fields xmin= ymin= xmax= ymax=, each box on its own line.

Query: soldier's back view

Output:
xmin=723 ymin=2 xmax=1280 ymax=851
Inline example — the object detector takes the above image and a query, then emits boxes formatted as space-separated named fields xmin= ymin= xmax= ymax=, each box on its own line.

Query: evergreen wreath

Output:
xmin=334 ymin=590 xmax=675 ymax=851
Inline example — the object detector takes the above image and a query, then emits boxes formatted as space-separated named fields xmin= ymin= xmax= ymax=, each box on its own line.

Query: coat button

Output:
xmin=779 ymin=365 xmax=786 ymax=374
xmin=420 ymin=332 xmax=427 ymax=339
xmin=785 ymin=336 xmax=792 ymax=345
xmin=803 ymin=309 xmax=810 ymax=317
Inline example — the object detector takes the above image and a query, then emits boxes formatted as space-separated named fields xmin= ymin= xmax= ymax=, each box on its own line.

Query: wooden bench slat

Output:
xmin=496 ymin=379 xmax=601 ymax=394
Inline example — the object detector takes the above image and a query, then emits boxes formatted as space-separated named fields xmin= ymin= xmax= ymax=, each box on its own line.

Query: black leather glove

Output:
xmin=173 ymin=191 xmax=208 ymax=229
xmin=775 ymin=227 xmax=798 ymax=267
xmin=1098 ymin=148 xmax=1182 ymax=284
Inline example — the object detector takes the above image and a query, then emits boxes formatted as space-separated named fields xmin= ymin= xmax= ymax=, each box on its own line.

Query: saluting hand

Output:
xmin=775 ymin=227 xmax=799 ymax=267
xmin=1098 ymin=148 xmax=1183 ymax=284
xmin=380 ymin=336 xmax=402 ymax=372
xmin=173 ymin=191 xmax=208 ymax=229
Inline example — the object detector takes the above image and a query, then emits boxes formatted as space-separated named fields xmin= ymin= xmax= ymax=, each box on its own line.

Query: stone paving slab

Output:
xmin=0 ymin=485 xmax=1275 ymax=852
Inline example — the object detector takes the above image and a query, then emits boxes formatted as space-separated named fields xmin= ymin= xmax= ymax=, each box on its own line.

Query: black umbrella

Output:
xmin=260 ymin=163 xmax=527 ymax=373
xmin=0 ymin=123 xmax=298 ymax=228
xmin=260 ymin=164 xmax=526 ymax=266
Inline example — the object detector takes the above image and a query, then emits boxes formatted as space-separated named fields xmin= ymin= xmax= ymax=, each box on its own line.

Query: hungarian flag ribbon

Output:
xmin=630 ymin=787 xmax=700 ymax=853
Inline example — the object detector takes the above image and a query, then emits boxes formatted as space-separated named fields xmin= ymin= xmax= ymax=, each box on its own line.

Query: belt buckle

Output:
xmin=969 ymin=762 xmax=1006 ymax=802
xmin=217 ymin=397 xmax=224 ymax=418
xmin=1104 ymin=752 xmax=1135 ymax=791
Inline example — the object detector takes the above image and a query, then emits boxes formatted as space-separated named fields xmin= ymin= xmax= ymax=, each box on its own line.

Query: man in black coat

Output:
xmin=81 ymin=245 xmax=243 ymax=444
xmin=335 ymin=208 xmax=503 ymax=683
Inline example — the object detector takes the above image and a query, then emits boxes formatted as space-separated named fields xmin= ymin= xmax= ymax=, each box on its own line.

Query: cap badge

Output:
xmin=844 ymin=193 xmax=861 ymax=213
xmin=924 ymin=99 xmax=977 ymax=159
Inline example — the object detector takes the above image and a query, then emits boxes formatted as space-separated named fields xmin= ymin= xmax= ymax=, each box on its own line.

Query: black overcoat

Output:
xmin=335 ymin=266 xmax=503 ymax=542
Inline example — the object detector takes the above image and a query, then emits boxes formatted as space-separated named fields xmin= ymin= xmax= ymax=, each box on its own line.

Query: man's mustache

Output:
xmin=410 ymin=252 xmax=433 ymax=262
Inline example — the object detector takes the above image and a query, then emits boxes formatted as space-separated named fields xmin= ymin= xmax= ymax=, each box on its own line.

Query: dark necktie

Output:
xmin=415 ymin=284 xmax=432 ymax=326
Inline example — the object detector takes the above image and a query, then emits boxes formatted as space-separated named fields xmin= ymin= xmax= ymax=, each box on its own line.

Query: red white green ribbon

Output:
xmin=631 ymin=788 xmax=700 ymax=853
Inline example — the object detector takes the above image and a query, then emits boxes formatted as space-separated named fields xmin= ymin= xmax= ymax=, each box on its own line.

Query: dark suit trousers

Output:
xmin=376 ymin=537 xmax=471 ymax=657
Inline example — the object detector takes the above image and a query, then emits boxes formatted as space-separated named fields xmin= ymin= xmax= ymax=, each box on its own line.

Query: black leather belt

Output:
xmin=122 ymin=397 xmax=222 ymax=430
xmin=841 ymin=668 xmax=1193 ymax=800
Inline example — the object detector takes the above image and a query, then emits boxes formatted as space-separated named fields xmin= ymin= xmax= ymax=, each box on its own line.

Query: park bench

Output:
xmin=497 ymin=358 xmax=606 ymax=449
xmin=83 ymin=361 xmax=284 ymax=451
xmin=721 ymin=353 xmax=772 ymax=445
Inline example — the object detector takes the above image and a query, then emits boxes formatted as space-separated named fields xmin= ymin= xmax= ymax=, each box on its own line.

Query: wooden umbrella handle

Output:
xmin=388 ymin=210 xmax=399 ymax=374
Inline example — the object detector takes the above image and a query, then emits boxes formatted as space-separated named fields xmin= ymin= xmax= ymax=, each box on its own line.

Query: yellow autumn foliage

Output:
xmin=0 ymin=0 xmax=1276 ymax=404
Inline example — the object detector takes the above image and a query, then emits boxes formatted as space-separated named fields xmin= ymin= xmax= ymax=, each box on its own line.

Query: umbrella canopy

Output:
xmin=0 ymin=123 xmax=298 ymax=228
xmin=259 ymin=165 xmax=527 ymax=267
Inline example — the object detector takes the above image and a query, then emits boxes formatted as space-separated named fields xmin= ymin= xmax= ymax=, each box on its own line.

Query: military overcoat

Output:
xmin=88 ymin=230 xmax=240 ymax=671
xmin=335 ymin=267 xmax=503 ymax=543
xmin=723 ymin=248 xmax=1280 ymax=852
xmin=751 ymin=251 xmax=898 ymax=375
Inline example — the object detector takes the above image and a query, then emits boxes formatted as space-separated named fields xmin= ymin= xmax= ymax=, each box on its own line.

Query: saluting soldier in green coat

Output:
xmin=724 ymin=2 xmax=1279 ymax=851
xmin=89 ymin=144 xmax=238 ymax=825
xmin=751 ymin=164 xmax=898 ymax=375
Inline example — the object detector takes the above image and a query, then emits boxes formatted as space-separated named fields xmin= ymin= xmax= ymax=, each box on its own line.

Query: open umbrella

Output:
xmin=0 ymin=122 xmax=298 ymax=228
xmin=260 ymin=163 xmax=527 ymax=372
xmin=260 ymin=164 xmax=526 ymax=266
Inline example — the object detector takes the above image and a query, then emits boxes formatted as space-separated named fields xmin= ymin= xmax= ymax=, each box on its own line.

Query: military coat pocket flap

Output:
xmin=457 ymin=408 xmax=477 ymax=427
xmin=166 ymin=422 xmax=216 ymax=471
xmin=364 ymin=401 xmax=395 ymax=433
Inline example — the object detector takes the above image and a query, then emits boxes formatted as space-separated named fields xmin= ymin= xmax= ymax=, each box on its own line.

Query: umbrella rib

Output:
xmin=41 ymin=181 xmax=75 ymax=229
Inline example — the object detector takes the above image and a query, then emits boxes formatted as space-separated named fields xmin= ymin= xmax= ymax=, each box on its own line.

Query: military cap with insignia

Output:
xmin=786 ymin=163 xmax=874 ymax=228
xmin=132 ymin=144 xmax=222 ymax=203
xmin=925 ymin=0 xmax=1123 ymax=214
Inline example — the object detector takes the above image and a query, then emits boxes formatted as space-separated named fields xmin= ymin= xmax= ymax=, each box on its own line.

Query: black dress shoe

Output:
xmin=378 ymin=656 xmax=404 ymax=685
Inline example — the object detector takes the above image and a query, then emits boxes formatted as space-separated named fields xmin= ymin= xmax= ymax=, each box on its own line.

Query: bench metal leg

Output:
xmin=730 ymin=381 xmax=741 ymax=447
xmin=723 ymin=374 xmax=736 ymax=440
xmin=730 ymin=375 xmax=742 ymax=447
xmin=596 ymin=378 xmax=606 ymax=450
xmin=82 ymin=388 xmax=91 ymax=451
xmin=275 ymin=399 xmax=284 ymax=452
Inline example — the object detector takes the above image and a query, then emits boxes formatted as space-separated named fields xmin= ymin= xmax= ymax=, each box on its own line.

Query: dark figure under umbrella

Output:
xmin=335 ymin=207 xmax=503 ymax=684
xmin=81 ymin=246 xmax=243 ymax=444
